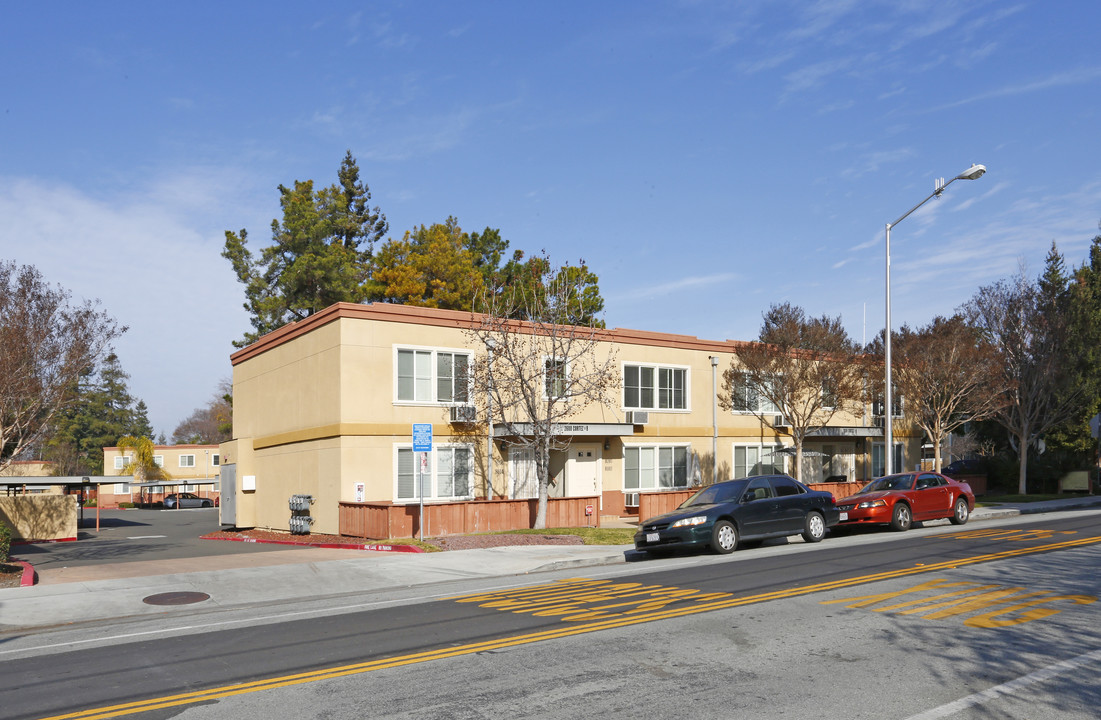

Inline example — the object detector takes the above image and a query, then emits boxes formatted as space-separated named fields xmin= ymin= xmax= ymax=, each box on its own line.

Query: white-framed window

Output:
xmin=179 ymin=454 xmax=196 ymax=468
xmin=544 ymin=356 xmax=568 ymax=399
xmin=624 ymin=444 xmax=689 ymax=490
xmin=395 ymin=445 xmax=474 ymax=502
xmin=211 ymin=454 xmax=220 ymax=466
xmin=873 ymin=388 xmax=904 ymax=418
xmin=113 ymin=455 xmax=130 ymax=470
xmin=113 ymin=483 xmax=129 ymax=494
xmin=821 ymin=378 xmax=838 ymax=410
xmin=153 ymin=455 xmax=164 ymax=468
xmin=732 ymin=444 xmax=784 ymax=479
xmin=872 ymin=443 xmax=905 ymax=477
xmin=729 ymin=372 xmax=780 ymax=414
xmin=624 ymin=364 xmax=688 ymax=410
xmin=395 ymin=347 xmax=471 ymax=404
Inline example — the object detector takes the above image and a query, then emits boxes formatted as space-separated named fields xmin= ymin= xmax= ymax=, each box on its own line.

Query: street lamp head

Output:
xmin=956 ymin=164 xmax=986 ymax=181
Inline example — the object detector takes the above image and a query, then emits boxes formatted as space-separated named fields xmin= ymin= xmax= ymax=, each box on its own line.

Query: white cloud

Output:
xmin=611 ymin=272 xmax=739 ymax=302
xmin=0 ymin=174 xmax=252 ymax=437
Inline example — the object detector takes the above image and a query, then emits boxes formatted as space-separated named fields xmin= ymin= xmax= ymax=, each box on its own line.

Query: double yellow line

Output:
xmin=40 ymin=534 xmax=1101 ymax=720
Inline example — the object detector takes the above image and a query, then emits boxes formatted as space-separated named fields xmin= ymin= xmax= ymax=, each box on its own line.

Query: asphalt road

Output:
xmin=4 ymin=512 xmax=1100 ymax=719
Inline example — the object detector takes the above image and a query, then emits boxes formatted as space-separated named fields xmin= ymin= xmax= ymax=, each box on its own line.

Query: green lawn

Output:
xmin=501 ymin=527 xmax=637 ymax=545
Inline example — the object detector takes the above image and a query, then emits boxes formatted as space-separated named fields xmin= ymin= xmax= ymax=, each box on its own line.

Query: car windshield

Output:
xmin=679 ymin=481 xmax=746 ymax=508
xmin=860 ymin=474 xmax=915 ymax=493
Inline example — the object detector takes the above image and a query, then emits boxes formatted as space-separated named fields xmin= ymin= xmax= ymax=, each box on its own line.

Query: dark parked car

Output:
xmin=835 ymin=472 xmax=974 ymax=531
xmin=942 ymin=458 xmax=984 ymax=477
xmin=163 ymin=492 xmax=213 ymax=509
xmin=633 ymin=475 xmax=841 ymax=555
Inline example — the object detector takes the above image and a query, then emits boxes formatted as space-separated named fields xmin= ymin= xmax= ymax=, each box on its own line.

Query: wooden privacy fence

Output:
xmin=339 ymin=496 xmax=601 ymax=540
xmin=637 ymin=481 xmax=868 ymax=521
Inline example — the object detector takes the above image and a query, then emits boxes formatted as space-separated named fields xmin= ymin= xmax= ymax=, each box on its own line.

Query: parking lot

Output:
xmin=11 ymin=508 xmax=307 ymax=571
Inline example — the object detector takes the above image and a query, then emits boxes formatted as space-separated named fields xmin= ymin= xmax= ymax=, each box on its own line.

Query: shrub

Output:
xmin=119 ymin=502 xmax=135 ymax=509
xmin=0 ymin=522 xmax=11 ymax=563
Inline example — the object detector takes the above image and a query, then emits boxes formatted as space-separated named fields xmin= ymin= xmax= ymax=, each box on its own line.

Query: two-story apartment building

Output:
xmin=220 ymin=302 xmax=918 ymax=536
xmin=101 ymin=444 xmax=221 ymax=507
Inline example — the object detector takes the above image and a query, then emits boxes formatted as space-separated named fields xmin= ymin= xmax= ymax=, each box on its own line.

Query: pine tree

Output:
xmin=223 ymin=151 xmax=388 ymax=347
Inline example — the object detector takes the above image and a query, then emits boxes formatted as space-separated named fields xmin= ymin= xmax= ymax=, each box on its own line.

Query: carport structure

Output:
xmin=0 ymin=476 xmax=123 ymax=533
xmin=129 ymin=479 xmax=220 ymax=508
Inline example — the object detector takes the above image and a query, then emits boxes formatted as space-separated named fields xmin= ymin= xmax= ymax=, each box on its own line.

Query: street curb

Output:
xmin=201 ymin=534 xmax=427 ymax=553
xmin=531 ymin=555 xmax=629 ymax=574
xmin=15 ymin=560 xmax=36 ymax=587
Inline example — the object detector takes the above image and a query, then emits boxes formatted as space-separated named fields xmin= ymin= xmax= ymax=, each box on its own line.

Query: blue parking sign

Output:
xmin=412 ymin=423 xmax=433 ymax=452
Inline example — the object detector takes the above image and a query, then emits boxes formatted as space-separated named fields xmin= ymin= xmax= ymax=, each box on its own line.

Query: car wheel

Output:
xmin=890 ymin=503 xmax=912 ymax=531
xmin=711 ymin=520 xmax=738 ymax=554
xmin=950 ymin=497 xmax=970 ymax=525
xmin=201 ymin=500 xmax=212 ymax=508
xmin=802 ymin=512 xmax=826 ymax=543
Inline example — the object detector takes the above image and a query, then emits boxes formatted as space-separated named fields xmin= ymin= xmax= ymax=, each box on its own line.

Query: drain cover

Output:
xmin=143 ymin=591 xmax=211 ymax=606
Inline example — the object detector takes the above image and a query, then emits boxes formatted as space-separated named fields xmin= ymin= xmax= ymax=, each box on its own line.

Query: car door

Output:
xmin=768 ymin=476 xmax=810 ymax=532
xmin=912 ymin=474 xmax=950 ymax=519
xmin=735 ymin=477 xmax=780 ymax=538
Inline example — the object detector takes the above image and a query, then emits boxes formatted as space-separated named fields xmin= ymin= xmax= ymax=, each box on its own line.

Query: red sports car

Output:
xmin=835 ymin=472 xmax=975 ymax=531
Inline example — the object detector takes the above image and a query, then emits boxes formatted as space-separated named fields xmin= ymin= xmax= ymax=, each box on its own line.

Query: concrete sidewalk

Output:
xmin=2 ymin=496 xmax=1099 ymax=633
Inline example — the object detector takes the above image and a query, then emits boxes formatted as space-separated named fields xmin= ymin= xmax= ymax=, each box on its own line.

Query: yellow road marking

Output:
xmin=936 ymin=528 xmax=1077 ymax=541
xmin=38 ymin=534 xmax=1101 ymax=720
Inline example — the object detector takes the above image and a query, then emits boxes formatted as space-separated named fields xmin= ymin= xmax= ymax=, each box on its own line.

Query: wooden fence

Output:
xmin=339 ymin=496 xmax=601 ymax=540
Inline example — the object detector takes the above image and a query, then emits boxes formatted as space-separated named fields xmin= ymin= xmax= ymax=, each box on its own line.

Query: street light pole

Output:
xmin=883 ymin=164 xmax=986 ymax=476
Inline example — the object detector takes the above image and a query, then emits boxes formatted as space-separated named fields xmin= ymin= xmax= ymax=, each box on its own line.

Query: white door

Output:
xmin=567 ymin=444 xmax=601 ymax=498
xmin=509 ymin=448 xmax=538 ymax=499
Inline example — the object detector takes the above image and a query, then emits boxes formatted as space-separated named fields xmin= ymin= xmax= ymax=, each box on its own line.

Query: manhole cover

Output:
xmin=143 ymin=591 xmax=211 ymax=606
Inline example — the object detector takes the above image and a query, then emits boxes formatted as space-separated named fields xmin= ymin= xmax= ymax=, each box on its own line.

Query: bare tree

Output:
xmin=465 ymin=260 xmax=619 ymax=529
xmin=720 ymin=303 xmax=864 ymax=482
xmin=887 ymin=316 xmax=1006 ymax=473
xmin=172 ymin=379 xmax=233 ymax=445
xmin=963 ymin=269 xmax=1081 ymax=493
xmin=0 ymin=262 xmax=124 ymax=472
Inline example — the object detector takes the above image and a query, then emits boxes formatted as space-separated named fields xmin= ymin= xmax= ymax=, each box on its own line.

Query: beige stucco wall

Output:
xmin=103 ymin=445 xmax=222 ymax=481
xmin=0 ymin=494 xmax=78 ymax=541
xmin=225 ymin=303 xmax=918 ymax=533
xmin=0 ymin=460 xmax=57 ymax=477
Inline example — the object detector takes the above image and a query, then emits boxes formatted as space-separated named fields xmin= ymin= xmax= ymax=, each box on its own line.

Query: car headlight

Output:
xmin=670 ymin=516 xmax=708 ymax=528
xmin=858 ymin=499 xmax=887 ymax=509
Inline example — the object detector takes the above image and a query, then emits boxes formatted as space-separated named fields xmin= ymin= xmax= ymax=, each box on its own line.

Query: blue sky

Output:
xmin=2 ymin=1 xmax=1099 ymax=437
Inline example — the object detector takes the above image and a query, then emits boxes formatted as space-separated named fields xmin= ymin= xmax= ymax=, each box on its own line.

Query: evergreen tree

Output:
xmin=369 ymin=218 xmax=484 ymax=310
xmin=46 ymin=353 xmax=150 ymax=474
xmin=223 ymin=151 xmax=388 ymax=347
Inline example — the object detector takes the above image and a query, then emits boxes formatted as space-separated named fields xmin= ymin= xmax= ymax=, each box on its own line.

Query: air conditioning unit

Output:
xmin=773 ymin=414 xmax=790 ymax=430
xmin=627 ymin=411 xmax=649 ymax=425
xmin=624 ymin=492 xmax=640 ymax=507
xmin=450 ymin=405 xmax=477 ymax=423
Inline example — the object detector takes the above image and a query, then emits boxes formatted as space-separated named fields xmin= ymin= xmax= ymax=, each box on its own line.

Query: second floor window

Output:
xmin=179 ymin=454 xmax=195 ymax=468
xmin=545 ymin=357 xmax=568 ymax=399
xmin=729 ymin=372 xmax=779 ymax=414
xmin=624 ymin=365 xmax=687 ymax=410
xmin=396 ymin=348 xmax=470 ymax=403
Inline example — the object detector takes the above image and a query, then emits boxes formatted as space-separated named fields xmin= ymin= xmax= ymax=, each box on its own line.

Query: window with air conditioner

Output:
xmin=729 ymin=372 xmax=780 ymax=414
xmin=623 ymin=364 xmax=688 ymax=411
xmin=395 ymin=347 xmax=471 ymax=404
xmin=624 ymin=445 xmax=689 ymax=490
